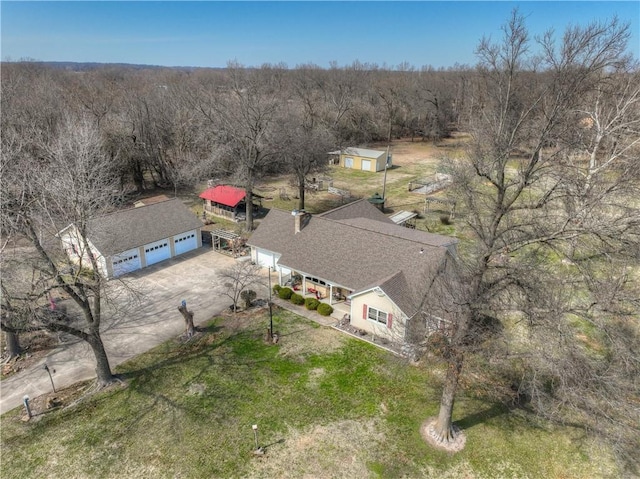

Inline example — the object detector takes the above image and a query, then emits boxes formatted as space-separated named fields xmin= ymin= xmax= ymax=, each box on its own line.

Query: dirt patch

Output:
xmin=11 ymin=380 xmax=101 ymax=421
xmin=277 ymin=326 xmax=345 ymax=360
xmin=1 ymin=330 xmax=59 ymax=379
xmin=420 ymin=417 xmax=466 ymax=453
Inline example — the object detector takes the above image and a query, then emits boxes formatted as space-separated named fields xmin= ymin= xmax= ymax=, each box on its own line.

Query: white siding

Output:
xmin=349 ymin=290 xmax=405 ymax=341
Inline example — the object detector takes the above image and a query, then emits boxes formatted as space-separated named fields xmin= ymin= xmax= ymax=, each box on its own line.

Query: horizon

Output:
xmin=2 ymin=2 xmax=639 ymax=70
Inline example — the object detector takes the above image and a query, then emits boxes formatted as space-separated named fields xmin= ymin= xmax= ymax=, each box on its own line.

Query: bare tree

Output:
xmin=1 ymin=114 xmax=123 ymax=387
xmin=217 ymin=262 xmax=263 ymax=313
xmin=197 ymin=63 xmax=283 ymax=231
xmin=280 ymin=73 xmax=335 ymax=210
xmin=415 ymin=12 xmax=639 ymax=470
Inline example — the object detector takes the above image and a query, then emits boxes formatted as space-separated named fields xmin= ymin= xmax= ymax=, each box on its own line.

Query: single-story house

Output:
xmin=58 ymin=198 xmax=203 ymax=279
xmin=328 ymin=147 xmax=391 ymax=172
xmin=199 ymin=185 xmax=262 ymax=222
xmin=248 ymin=199 xmax=458 ymax=343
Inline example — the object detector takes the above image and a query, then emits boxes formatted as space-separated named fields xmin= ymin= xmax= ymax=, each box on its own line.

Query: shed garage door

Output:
xmin=111 ymin=248 xmax=141 ymax=278
xmin=256 ymin=249 xmax=276 ymax=269
xmin=144 ymin=239 xmax=171 ymax=266
xmin=173 ymin=230 xmax=198 ymax=256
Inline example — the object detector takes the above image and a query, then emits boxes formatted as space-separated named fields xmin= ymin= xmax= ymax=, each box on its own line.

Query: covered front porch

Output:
xmin=277 ymin=267 xmax=352 ymax=318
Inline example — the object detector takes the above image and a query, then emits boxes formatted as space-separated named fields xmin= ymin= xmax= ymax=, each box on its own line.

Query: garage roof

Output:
xmin=199 ymin=185 xmax=246 ymax=208
xmin=328 ymin=148 xmax=386 ymax=159
xmin=84 ymin=198 xmax=202 ymax=256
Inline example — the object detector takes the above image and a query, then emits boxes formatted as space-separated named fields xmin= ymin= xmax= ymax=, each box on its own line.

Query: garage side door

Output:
xmin=111 ymin=248 xmax=141 ymax=278
xmin=174 ymin=230 xmax=198 ymax=256
xmin=144 ymin=239 xmax=171 ymax=266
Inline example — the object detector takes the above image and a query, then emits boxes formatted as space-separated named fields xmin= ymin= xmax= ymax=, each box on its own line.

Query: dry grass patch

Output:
xmin=246 ymin=418 xmax=385 ymax=479
xmin=278 ymin=325 xmax=346 ymax=360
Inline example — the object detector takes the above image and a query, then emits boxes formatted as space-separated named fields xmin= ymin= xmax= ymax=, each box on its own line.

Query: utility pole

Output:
xmin=382 ymin=145 xmax=390 ymax=209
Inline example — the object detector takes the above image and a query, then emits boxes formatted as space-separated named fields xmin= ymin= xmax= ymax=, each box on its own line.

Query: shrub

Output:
xmin=273 ymin=284 xmax=282 ymax=294
xmin=317 ymin=303 xmax=334 ymax=316
xmin=240 ymin=290 xmax=256 ymax=309
xmin=305 ymin=298 xmax=320 ymax=310
xmin=290 ymin=293 xmax=305 ymax=305
xmin=440 ymin=214 xmax=452 ymax=225
xmin=278 ymin=287 xmax=293 ymax=300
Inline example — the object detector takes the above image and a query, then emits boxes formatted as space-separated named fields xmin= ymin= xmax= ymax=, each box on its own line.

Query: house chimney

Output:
xmin=293 ymin=210 xmax=309 ymax=234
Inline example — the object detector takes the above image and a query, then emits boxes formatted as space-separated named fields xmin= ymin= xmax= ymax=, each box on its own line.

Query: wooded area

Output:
xmin=1 ymin=9 xmax=638 ymax=474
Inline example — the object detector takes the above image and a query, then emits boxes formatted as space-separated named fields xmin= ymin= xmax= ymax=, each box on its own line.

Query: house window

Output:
xmin=367 ymin=306 xmax=388 ymax=325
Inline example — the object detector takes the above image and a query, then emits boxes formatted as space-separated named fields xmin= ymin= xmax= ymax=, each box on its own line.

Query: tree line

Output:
xmin=1 ymin=9 xmax=638 ymax=474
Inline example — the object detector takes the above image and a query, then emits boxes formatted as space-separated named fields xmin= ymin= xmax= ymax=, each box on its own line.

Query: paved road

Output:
xmin=0 ymin=248 xmax=247 ymax=415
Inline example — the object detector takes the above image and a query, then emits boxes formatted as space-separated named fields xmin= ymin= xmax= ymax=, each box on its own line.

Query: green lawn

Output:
xmin=0 ymin=309 xmax=618 ymax=478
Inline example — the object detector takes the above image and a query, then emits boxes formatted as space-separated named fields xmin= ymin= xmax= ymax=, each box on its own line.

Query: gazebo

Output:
xmin=199 ymin=185 xmax=262 ymax=221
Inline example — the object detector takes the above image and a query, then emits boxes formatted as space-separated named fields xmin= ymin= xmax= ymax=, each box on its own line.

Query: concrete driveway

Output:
xmin=0 ymin=247 xmax=254 ymax=415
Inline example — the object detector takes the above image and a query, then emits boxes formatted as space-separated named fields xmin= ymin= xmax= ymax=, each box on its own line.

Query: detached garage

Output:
xmin=328 ymin=147 xmax=391 ymax=172
xmin=59 ymin=198 xmax=203 ymax=278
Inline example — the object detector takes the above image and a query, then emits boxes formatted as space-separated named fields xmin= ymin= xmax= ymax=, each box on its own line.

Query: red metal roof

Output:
xmin=199 ymin=185 xmax=246 ymax=207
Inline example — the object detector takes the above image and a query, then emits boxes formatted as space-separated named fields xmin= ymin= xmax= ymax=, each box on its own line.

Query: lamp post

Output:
xmin=43 ymin=363 xmax=56 ymax=393
xmin=252 ymin=424 xmax=259 ymax=450
xmin=268 ymin=266 xmax=274 ymax=339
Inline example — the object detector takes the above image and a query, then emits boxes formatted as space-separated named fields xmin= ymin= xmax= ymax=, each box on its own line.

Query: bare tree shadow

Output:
xmin=455 ymin=403 xmax=509 ymax=430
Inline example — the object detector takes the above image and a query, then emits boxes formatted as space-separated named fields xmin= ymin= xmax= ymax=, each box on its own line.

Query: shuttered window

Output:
xmin=365 ymin=305 xmax=391 ymax=327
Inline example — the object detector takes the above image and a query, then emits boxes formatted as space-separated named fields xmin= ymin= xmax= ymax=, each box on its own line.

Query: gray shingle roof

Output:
xmin=248 ymin=200 xmax=455 ymax=316
xmin=318 ymin=198 xmax=394 ymax=224
xmin=335 ymin=217 xmax=457 ymax=248
xmin=86 ymin=198 xmax=202 ymax=256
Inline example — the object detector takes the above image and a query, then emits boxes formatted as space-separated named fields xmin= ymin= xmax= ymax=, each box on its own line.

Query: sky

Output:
xmin=1 ymin=1 xmax=639 ymax=69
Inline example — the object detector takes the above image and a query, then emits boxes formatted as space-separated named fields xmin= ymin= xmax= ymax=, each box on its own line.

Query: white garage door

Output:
xmin=344 ymin=157 xmax=354 ymax=168
xmin=144 ymin=239 xmax=171 ymax=266
xmin=256 ymin=249 xmax=276 ymax=269
xmin=361 ymin=159 xmax=371 ymax=171
xmin=111 ymin=248 xmax=141 ymax=278
xmin=173 ymin=230 xmax=198 ymax=256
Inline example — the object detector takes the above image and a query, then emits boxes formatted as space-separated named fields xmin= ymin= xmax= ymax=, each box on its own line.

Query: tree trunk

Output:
xmin=298 ymin=180 xmax=305 ymax=211
xmin=178 ymin=305 xmax=195 ymax=337
xmin=246 ymin=187 xmax=254 ymax=231
xmin=4 ymin=331 xmax=21 ymax=358
xmin=433 ymin=351 xmax=464 ymax=442
xmin=86 ymin=331 xmax=114 ymax=387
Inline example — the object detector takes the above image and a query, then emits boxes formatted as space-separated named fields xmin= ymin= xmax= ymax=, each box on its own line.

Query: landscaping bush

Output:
xmin=290 ymin=293 xmax=305 ymax=305
xmin=278 ymin=287 xmax=293 ymax=300
xmin=273 ymin=284 xmax=282 ymax=295
xmin=304 ymin=297 xmax=320 ymax=310
xmin=240 ymin=290 xmax=256 ymax=309
xmin=317 ymin=303 xmax=334 ymax=316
